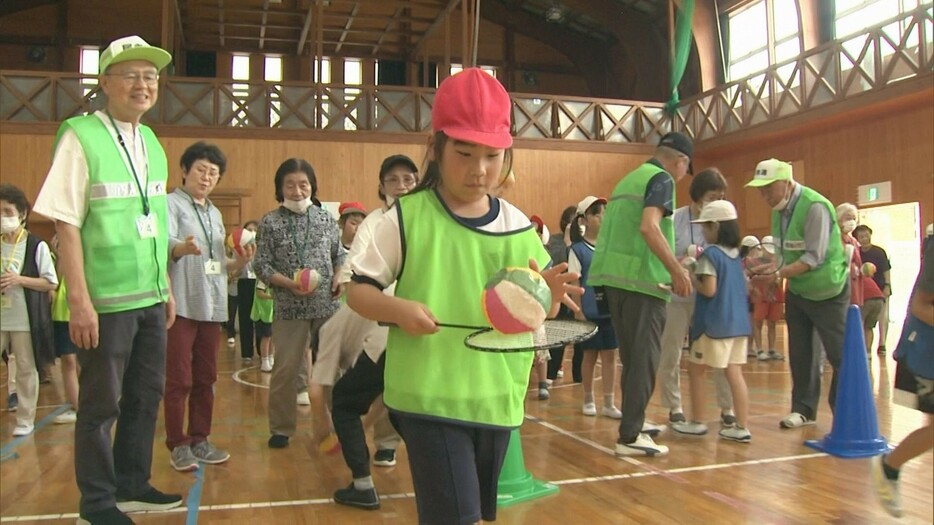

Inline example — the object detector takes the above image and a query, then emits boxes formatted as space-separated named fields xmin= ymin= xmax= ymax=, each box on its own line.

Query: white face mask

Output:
xmin=772 ymin=184 xmax=792 ymax=211
xmin=0 ymin=216 xmax=21 ymax=235
xmin=282 ymin=197 xmax=312 ymax=214
xmin=840 ymin=219 xmax=857 ymax=234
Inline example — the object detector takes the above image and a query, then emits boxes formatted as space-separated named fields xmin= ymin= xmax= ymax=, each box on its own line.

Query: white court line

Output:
xmin=0 ymin=453 xmax=826 ymax=522
xmin=231 ymin=367 xmax=269 ymax=389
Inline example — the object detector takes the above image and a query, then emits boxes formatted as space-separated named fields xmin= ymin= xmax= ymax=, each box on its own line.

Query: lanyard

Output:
xmin=688 ymin=207 xmax=696 ymax=246
xmin=106 ymin=112 xmax=150 ymax=216
xmin=186 ymin=191 xmax=214 ymax=260
xmin=778 ymin=188 xmax=801 ymax=250
xmin=2 ymin=227 xmax=26 ymax=272
xmin=286 ymin=209 xmax=311 ymax=261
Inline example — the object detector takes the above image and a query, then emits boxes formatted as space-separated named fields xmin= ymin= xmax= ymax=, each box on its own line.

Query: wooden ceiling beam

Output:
xmin=218 ymin=0 xmax=225 ymax=47
xmin=259 ymin=0 xmax=270 ymax=50
xmin=0 ymin=0 xmax=58 ymax=17
xmin=371 ymin=5 xmax=406 ymax=55
xmin=408 ymin=0 xmax=460 ymax=60
xmin=296 ymin=0 xmax=315 ymax=54
xmin=322 ymin=13 xmax=433 ymax=24
xmin=193 ymin=6 xmax=305 ymax=17
xmin=335 ymin=2 xmax=360 ymax=54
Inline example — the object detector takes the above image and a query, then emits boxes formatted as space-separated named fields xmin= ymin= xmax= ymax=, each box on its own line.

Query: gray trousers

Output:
xmin=606 ymin=287 xmax=667 ymax=444
xmin=784 ymin=282 xmax=850 ymax=420
xmin=75 ymin=304 xmax=166 ymax=515
xmin=657 ymin=300 xmax=733 ymax=413
xmin=270 ymin=317 xmax=328 ymax=436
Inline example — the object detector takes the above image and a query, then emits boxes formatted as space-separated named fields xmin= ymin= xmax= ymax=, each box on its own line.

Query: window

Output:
xmin=79 ymin=48 xmax=100 ymax=101
xmin=450 ymin=64 xmax=497 ymax=77
xmin=343 ymin=59 xmax=362 ymax=130
xmin=313 ymin=57 xmax=331 ymax=83
xmin=231 ymin=55 xmax=250 ymax=126
xmin=727 ymin=0 xmax=801 ymax=81
xmin=265 ymin=56 xmax=282 ymax=127
xmin=835 ymin=0 xmax=921 ymax=39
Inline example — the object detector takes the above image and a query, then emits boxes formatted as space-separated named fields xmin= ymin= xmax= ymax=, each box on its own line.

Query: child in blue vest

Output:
xmin=685 ymin=200 xmax=753 ymax=442
xmin=569 ymin=196 xmax=621 ymax=418
xmin=347 ymin=68 xmax=580 ymax=525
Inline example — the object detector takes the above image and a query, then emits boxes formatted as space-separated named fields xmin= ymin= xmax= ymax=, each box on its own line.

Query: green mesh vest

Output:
xmin=55 ymin=115 xmax=169 ymax=313
xmin=386 ymin=190 xmax=549 ymax=428
xmin=773 ymin=186 xmax=848 ymax=301
xmin=589 ymin=162 xmax=675 ymax=301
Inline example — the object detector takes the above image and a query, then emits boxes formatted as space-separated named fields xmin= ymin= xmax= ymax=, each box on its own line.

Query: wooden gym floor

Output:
xmin=1 ymin=323 xmax=931 ymax=524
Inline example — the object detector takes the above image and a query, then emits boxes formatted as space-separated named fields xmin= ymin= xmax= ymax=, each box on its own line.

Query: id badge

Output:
xmin=1 ymin=294 xmax=11 ymax=309
xmin=246 ymin=270 xmax=257 ymax=279
xmin=204 ymin=259 xmax=222 ymax=275
xmin=136 ymin=214 xmax=157 ymax=239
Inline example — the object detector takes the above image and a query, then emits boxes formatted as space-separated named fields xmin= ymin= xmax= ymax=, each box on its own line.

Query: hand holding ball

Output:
xmin=293 ymin=268 xmax=320 ymax=293
xmin=482 ymin=268 xmax=551 ymax=334
xmin=225 ymin=227 xmax=256 ymax=257
xmin=861 ymin=262 xmax=877 ymax=277
xmin=685 ymin=244 xmax=703 ymax=259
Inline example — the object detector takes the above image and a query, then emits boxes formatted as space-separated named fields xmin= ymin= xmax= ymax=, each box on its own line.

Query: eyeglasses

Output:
xmin=382 ymin=175 xmax=417 ymax=187
xmin=190 ymin=163 xmax=221 ymax=179
xmin=107 ymin=71 xmax=160 ymax=86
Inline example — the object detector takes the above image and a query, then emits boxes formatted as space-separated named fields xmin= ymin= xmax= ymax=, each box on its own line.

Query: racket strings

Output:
xmin=465 ymin=319 xmax=598 ymax=352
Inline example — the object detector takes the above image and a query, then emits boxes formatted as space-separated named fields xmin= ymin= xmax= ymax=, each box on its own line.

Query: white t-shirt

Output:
xmin=351 ymin=194 xmax=533 ymax=289
xmin=567 ymin=240 xmax=595 ymax=275
xmin=1 ymin=235 xmax=58 ymax=332
xmin=33 ymin=111 xmax=151 ymax=227
xmin=338 ymin=207 xmax=386 ymax=285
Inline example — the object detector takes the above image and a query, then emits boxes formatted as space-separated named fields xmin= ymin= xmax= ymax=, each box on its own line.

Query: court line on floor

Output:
xmin=185 ymin=463 xmax=205 ymax=525
xmin=0 ymin=452 xmax=826 ymax=522
xmin=231 ymin=367 xmax=268 ymax=389
xmin=0 ymin=405 xmax=70 ymax=458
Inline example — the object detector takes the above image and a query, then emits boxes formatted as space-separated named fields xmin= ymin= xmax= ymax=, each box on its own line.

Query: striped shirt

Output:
xmin=167 ymin=189 xmax=228 ymax=323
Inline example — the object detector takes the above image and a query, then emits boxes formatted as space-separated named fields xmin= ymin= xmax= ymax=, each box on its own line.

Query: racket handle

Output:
xmin=378 ymin=321 xmax=485 ymax=331
xmin=658 ymin=283 xmax=672 ymax=291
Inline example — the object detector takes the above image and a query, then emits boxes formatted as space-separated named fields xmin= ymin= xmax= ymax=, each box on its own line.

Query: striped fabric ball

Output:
xmin=482 ymin=267 xmax=551 ymax=334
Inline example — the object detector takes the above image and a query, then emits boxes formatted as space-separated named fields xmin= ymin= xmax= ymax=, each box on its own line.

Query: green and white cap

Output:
xmin=99 ymin=35 xmax=172 ymax=73
xmin=745 ymin=158 xmax=793 ymax=188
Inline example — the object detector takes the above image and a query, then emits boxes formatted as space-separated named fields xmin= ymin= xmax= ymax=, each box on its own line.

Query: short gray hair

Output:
xmin=836 ymin=202 xmax=858 ymax=219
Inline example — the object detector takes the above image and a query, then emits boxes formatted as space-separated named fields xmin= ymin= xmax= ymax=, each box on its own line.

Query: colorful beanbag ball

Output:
xmin=861 ymin=262 xmax=877 ymax=277
xmin=482 ymin=268 xmax=552 ymax=334
xmin=293 ymin=268 xmax=320 ymax=293
xmin=225 ymin=227 xmax=256 ymax=256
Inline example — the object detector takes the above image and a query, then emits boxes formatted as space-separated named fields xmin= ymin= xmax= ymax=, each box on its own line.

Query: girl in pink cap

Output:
xmin=347 ymin=68 xmax=580 ymax=523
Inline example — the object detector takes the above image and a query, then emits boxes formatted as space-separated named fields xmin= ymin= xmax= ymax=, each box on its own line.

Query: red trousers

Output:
xmin=164 ymin=316 xmax=221 ymax=450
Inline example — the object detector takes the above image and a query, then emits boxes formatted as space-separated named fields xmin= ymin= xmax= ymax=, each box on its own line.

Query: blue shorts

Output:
xmin=579 ymin=317 xmax=617 ymax=350
xmin=54 ymin=321 xmax=78 ymax=357
xmin=391 ymin=412 xmax=510 ymax=525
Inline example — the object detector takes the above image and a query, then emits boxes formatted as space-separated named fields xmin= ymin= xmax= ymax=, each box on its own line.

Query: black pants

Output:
xmin=606 ymin=287 xmax=667 ymax=444
xmin=75 ymin=304 xmax=166 ymax=515
xmin=546 ymin=344 xmax=584 ymax=382
xmin=237 ymin=278 xmax=257 ymax=358
xmin=225 ymin=294 xmax=238 ymax=338
xmin=332 ymin=352 xmax=385 ymax=479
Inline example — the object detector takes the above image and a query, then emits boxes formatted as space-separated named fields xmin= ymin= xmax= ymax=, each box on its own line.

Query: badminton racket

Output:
xmin=743 ymin=242 xmax=784 ymax=275
xmin=379 ymin=319 xmax=598 ymax=353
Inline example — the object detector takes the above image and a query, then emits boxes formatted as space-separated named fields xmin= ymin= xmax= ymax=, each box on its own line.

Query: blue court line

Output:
xmin=186 ymin=463 xmax=205 ymax=525
xmin=0 ymin=404 xmax=70 ymax=457
xmin=0 ymin=451 xmax=19 ymax=463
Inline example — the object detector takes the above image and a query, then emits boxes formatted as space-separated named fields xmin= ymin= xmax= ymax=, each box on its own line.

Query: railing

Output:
xmin=1 ymin=5 xmax=931 ymax=143
xmin=0 ymin=72 xmax=670 ymax=144
xmin=677 ymin=4 xmax=934 ymax=141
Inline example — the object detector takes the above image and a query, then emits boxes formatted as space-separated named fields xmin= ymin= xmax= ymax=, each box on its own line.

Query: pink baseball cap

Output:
xmin=432 ymin=68 xmax=513 ymax=149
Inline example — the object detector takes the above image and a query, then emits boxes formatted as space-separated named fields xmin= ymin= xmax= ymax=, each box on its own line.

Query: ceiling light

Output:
xmin=545 ymin=6 xmax=565 ymax=22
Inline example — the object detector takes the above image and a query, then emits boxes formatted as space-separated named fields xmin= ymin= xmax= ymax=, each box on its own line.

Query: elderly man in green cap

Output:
xmin=745 ymin=159 xmax=849 ymax=430
xmin=34 ymin=35 xmax=183 ymax=524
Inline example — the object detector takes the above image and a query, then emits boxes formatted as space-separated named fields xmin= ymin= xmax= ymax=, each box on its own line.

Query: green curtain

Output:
xmin=666 ymin=0 xmax=696 ymax=114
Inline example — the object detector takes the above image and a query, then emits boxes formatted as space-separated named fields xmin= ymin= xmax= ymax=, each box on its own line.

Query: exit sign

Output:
xmin=857 ymin=181 xmax=892 ymax=206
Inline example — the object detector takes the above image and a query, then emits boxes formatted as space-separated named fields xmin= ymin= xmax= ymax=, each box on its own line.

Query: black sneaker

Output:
xmin=7 ymin=393 xmax=17 ymax=411
xmin=268 ymin=434 xmax=290 ymax=448
xmin=115 ymin=488 xmax=183 ymax=513
xmin=77 ymin=507 xmax=134 ymax=525
xmin=373 ymin=449 xmax=396 ymax=467
xmin=720 ymin=413 xmax=737 ymax=427
xmin=334 ymin=483 xmax=380 ymax=510
xmin=668 ymin=411 xmax=686 ymax=424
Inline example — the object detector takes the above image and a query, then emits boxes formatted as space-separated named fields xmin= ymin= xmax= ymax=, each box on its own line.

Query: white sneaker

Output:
xmin=601 ymin=406 xmax=622 ymax=419
xmin=556 ymin=370 xmax=564 ymax=378
xmin=582 ymin=402 xmax=597 ymax=416
xmin=757 ymin=350 xmax=770 ymax=361
xmin=12 ymin=423 xmax=34 ymax=436
xmin=718 ymin=426 xmax=752 ymax=443
xmin=871 ymin=454 xmax=903 ymax=517
xmin=260 ymin=357 xmax=272 ymax=373
xmin=641 ymin=421 xmax=666 ymax=437
xmin=779 ymin=412 xmax=816 ymax=429
xmin=227 ymin=337 xmax=236 ymax=347
xmin=54 ymin=409 xmax=78 ymax=424
xmin=297 ymin=392 xmax=311 ymax=406
xmin=615 ymin=433 xmax=669 ymax=457
xmin=672 ymin=420 xmax=708 ymax=435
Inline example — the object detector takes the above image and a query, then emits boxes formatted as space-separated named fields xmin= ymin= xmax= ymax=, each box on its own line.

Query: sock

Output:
xmin=353 ymin=476 xmax=375 ymax=490
xmin=721 ymin=409 xmax=735 ymax=417
xmin=538 ymin=381 xmax=548 ymax=390
xmin=603 ymin=394 xmax=615 ymax=408
xmin=583 ymin=392 xmax=595 ymax=404
xmin=881 ymin=455 xmax=900 ymax=481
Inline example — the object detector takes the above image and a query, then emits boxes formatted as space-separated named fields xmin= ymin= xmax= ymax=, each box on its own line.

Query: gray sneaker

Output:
xmin=672 ymin=420 xmax=709 ymax=435
xmin=170 ymin=445 xmax=199 ymax=472
xmin=191 ymin=441 xmax=231 ymax=464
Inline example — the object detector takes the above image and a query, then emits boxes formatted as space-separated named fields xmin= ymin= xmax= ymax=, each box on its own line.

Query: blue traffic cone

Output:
xmin=805 ymin=305 xmax=889 ymax=458
xmin=497 ymin=428 xmax=558 ymax=507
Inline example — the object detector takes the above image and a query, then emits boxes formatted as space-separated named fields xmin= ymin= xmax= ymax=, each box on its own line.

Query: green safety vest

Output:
xmin=385 ymin=190 xmax=549 ymax=428
xmin=251 ymin=282 xmax=274 ymax=323
xmin=589 ymin=162 xmax=675 ymax=301
xmin=55 ymin=115 xmax=169 ymax=313
xmin=773 ymin=186 xmax=848 ymax=301
xmin=51 ymin=273 xmax=69 ymax=322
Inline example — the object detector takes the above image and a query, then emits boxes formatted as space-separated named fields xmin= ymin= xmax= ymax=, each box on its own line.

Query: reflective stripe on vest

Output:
xmin=89 ymin=181 xmax=167 ymax=200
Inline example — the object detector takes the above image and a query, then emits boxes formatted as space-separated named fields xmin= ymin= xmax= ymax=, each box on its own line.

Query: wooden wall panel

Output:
xmin=694 ymin=105 xmax=934 ymax=239
xmin=0 ymin=129 xmax=651 ymax=235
